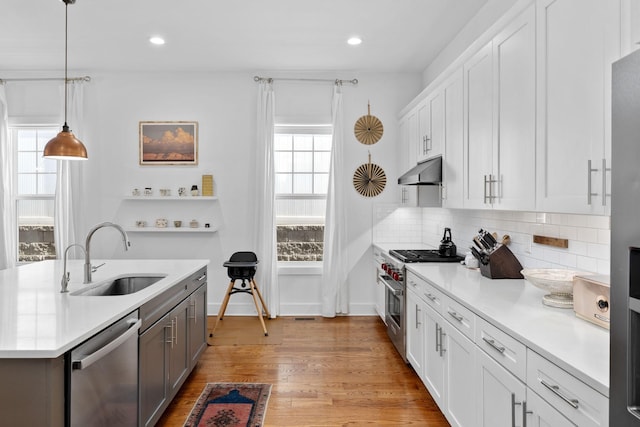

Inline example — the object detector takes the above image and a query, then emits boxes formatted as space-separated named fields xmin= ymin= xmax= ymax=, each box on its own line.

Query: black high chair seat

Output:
xmin=212 ymin=251 xmax=270 ymax=336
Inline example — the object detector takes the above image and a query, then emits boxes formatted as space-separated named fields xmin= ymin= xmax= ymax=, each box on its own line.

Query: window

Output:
xmin=274 ymin=125 xmax=332 ymax=262
xmin=11 ymin=126 xmax=58 ymax=263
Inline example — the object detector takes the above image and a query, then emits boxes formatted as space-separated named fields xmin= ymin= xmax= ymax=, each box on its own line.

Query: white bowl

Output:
xmin=521 ymin=268 xmax=584 ymax=308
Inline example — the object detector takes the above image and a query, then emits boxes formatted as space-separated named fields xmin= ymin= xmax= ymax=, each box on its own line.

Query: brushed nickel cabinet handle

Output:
xmin=587 ymin=159 xmax=599 ymax=205
xmin=447 ymin=310 xmax=464 ymax=322
xmin=602 ymin=158 xmax=611 ymax=206
xmin=540 ymin=379 xmax=579 ymax=409
xmin=482 ymin=336 xmax=506 ymax=354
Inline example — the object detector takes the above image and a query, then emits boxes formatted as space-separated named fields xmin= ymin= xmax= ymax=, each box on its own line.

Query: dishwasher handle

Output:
xmin=72 ymin=319 xmax=141 ymax=370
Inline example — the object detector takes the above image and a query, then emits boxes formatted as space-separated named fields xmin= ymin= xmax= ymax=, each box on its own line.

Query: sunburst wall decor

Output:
xmin=353 ymin=153 xmax=386 ymax=197
xmin=354 ymin=102 xmax=383 ymax=145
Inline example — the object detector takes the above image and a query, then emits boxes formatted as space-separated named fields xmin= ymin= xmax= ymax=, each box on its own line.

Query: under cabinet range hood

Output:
xmin=398 ymin=155 xmax=442 ymax=185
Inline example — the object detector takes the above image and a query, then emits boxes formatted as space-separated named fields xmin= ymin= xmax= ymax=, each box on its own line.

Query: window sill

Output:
xmin=277 ymin=262 xmax=323 ymax=276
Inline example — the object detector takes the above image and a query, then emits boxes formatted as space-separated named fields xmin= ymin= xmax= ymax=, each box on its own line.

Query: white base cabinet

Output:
xmin=406 ymin=272 xmax=476 ymax=427
xmin=404 ymin=269 xmax=608 ymax=427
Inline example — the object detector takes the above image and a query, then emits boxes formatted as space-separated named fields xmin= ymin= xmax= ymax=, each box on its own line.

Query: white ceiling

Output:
xmin=1 ymin=0 xmax=488 ymax=74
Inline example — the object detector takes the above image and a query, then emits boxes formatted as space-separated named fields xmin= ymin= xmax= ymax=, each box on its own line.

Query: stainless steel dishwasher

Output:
xmin=69 ymin=310 xmax=140 ymax=427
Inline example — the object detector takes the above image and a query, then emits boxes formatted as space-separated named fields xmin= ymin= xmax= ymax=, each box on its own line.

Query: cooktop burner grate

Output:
xmin=389 ymin=249 xmax=463 ymax=263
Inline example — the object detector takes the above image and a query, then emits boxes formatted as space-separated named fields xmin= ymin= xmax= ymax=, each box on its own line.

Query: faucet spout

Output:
xmin=84 ymin=222 xmax=131 ymax=284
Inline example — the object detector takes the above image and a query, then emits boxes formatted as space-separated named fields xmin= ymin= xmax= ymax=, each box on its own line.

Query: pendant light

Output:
xmin=43 ymin=0 xmax=88 ymax=160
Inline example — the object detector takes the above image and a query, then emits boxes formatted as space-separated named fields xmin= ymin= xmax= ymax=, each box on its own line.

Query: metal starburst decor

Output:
xmin=353 ymin=153 xmax=386 ymax=197
xmin=354 ymin=102 xmax=383 ymax=145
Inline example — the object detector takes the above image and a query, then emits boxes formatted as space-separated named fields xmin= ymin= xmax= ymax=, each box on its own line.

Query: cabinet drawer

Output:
xmin=475 ymin=316 xmax=526 ymax=382
xmin=527 ymin=350 xmax=608 ymax=427
xmin=407 ymin=272 xmax=445 ymax=315
xmin=442 ymin=294 xmax=475 ymax=340
xmin=406 ymin=271 xmax=425 ymax=296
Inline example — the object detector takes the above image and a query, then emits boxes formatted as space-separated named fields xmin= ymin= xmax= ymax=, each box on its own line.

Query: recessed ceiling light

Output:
xmin=149 ymin=36 xmax=165 ymax=45
xmin=347 ymin=37 xmax=362 ymax=46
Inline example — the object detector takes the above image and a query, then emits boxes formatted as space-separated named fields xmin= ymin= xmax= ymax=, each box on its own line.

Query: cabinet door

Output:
xmin=168 ymin=299 xmax=190 ymax=393
xmin=188 ymin=284 xmax=207 ymax=369
xmin=492 ymin=4 xmax=536 ymax=211
xmin=463 ymin=42 xmax=494 ymax=209
xmin=139 ymin=317 xmax=170 ymax=427
xmin=417 ymin=100 xmax=431 ymax=162
xmin=423 ymin=304 xmax=446 ymax=407
xmin=476 ymin=348 xmax=526 ymax=427
xmin=443 ymin=322 xmax=476 ymax=427
xmin=429 ymin=92 xmax=444 ymax=159
xmin=526 ymin=389 xmax=575 ymax=427
xmin=398 ymin=113 xmax=419 ymax=206
xmin=417 ymin=93 xmax=444 ymax=163
xmin=406 ymin=290 xmax=425 ymax=378
xmin=442 ymin=69 xmax=465 ymax=209
xmin=536 ymin=0 xmax=620 ymax=214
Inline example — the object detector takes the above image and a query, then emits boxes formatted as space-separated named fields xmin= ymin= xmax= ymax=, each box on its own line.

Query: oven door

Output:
xmin=381 ymin=274 xmax=406 ymax=361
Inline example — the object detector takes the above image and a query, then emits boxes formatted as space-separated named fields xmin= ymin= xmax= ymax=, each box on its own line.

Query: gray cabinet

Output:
xmin=139 ymin=268 xmax=207 ymax=427
xmin=188 ymin=284 xmax=207 ymax=368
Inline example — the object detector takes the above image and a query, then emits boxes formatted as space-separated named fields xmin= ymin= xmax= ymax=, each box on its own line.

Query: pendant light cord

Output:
xmin=63 ymin=0 xmax=68 ymax=128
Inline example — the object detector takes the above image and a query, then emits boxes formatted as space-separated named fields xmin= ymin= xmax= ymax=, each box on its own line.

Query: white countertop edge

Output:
xmin=0 ymin=259 xmax=210 ymax=359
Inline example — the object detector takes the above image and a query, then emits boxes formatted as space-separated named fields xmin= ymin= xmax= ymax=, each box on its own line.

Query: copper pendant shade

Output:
xmin=43 ymin=0 xmax=88 ymax=161
xmin=43 ymin=124 xmax=88 ymax=159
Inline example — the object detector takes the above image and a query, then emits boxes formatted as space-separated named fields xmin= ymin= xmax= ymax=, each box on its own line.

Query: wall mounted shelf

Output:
xmin=125 ymin=228 xmax=217 ymax=233
xmin=124 ymin=196 xmax=218 ymax=201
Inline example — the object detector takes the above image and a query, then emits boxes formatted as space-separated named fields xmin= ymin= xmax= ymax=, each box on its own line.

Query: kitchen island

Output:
xmin=0 ymin=259 xmax=209 ymax=427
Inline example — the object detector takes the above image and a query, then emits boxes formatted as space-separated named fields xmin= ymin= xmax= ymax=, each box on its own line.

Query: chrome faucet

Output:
xmin=84 ymin=222 xmax=131 ymax=284
xmin=60 ymin=243 xmax=86 ymax=293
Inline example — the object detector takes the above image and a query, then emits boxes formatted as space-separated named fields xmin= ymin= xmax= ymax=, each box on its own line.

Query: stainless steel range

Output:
xmin=377 ymin=248 xmax=463 ymax=361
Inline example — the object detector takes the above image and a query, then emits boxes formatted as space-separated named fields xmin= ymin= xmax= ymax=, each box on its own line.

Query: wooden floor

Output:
xmin=157 ymin=316 xmax=450 ymax=426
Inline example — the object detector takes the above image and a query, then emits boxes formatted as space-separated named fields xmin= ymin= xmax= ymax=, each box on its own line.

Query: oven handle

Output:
xmin=380 ymin=276 xmax=403 ymax=296
xmin=72 ymin=319 xmax=141 ymax=370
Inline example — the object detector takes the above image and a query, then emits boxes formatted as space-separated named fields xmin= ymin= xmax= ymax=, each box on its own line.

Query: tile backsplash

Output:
xmin=373 ymin=205 xmax=611 ymax=275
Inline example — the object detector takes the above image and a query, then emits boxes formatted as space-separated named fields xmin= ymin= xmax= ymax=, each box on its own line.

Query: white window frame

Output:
xmin=11 ymin=125 xmax=58 ymax=264
xmin=274 ymin=123 xmax=332 ymax=269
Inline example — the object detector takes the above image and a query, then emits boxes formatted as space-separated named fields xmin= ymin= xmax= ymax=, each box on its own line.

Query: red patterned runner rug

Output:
xmin=184 ymin=382 xmax=272 ymax=427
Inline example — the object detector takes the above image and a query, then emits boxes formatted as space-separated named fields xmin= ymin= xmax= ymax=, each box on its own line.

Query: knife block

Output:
xmin=479 ymin=245 xmax=524 ymax=279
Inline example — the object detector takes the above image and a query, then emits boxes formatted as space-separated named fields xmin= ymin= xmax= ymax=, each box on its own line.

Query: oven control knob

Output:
xmin=381 ymin=263 xmax=387 ymax=272
xmin=393 ymin=271 xmax=401 ymax=281
xmin=596 ymin=296 xmax=609 ymax=312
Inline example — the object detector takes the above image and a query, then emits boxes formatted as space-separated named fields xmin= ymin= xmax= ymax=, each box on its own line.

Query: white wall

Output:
xmin=4 ymin=70 xmax=421 ymax=316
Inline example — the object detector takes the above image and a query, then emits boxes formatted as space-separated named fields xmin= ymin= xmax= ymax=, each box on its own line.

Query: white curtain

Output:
xmin=0 ymin=83 xmax=16 ymax=270
xmin=54 ymin=80 xmax=86 ymax=259
xmin=322 ymin=83 xmax=348 ymax=317
xmin=254 ymin=80 xmax=278 ymax=317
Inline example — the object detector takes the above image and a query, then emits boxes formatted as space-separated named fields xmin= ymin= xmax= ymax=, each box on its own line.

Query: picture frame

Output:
xmin=139 ymin=121 xmax=198 ymax=165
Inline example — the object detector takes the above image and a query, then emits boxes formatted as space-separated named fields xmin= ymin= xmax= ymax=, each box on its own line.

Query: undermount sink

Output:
xmin=71 ymin=275 xmax=167 ymax=296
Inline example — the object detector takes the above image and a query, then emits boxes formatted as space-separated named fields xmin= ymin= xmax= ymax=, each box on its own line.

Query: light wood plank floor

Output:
xmin=157 ymin=316 xmax=450 ymax=426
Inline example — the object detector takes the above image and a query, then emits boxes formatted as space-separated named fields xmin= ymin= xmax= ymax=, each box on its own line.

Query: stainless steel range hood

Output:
xmin=397 ymin=155 xmax=442 ymax=185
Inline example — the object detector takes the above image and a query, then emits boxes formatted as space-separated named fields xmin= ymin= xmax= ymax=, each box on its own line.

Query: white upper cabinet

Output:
xmin=417 ymin=91 xmax=445 ymax=163
xmin=492 ymin=5 xmax=536 ymax=211
xmin=442 ymin=70 xmax=465 ymax=209
xmin=535 ymin=0 xmax=621 ymax=214
xmin=464 ymin=5 xmax=536 ymax=210
xmin=463 ymin=42 xmax=494 ymax=210
xmin=398 ymin=110 xmax=419 ymax=206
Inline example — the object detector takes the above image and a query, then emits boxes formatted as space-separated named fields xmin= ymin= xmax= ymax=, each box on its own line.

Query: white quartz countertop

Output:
xmin=0 ymin=259 xmax=209 ymax=358
xmin=373 ymin=243 xmax=610 ymax=397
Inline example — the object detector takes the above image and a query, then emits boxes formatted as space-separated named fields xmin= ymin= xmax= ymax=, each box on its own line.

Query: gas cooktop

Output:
xmin=389 ymin=249 xmax=463 ymax=263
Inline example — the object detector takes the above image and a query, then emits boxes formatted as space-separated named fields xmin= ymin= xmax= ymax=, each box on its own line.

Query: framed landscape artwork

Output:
xmin=139 ymin=121 xmax=198 ymax=165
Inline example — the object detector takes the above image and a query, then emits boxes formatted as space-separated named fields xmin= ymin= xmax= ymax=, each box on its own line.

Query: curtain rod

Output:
xmin=253 ymin=76 xmax=358 ymax=85
xmin=0 ymin=76 xmax=91 ymax=84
